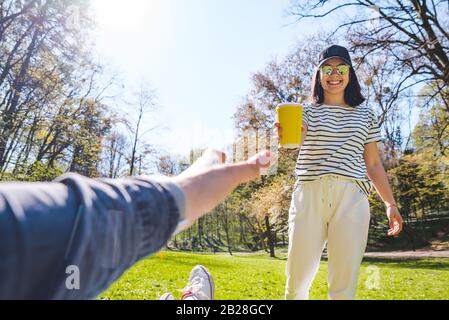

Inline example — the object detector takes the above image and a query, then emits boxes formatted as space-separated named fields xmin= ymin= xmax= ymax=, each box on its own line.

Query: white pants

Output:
xmin=285 ymin=175 xmax=371 ymax=300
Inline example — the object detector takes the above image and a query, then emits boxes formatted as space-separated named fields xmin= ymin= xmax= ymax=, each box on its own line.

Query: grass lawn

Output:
xmin=99 ymin=251 xmax=449 ymax=300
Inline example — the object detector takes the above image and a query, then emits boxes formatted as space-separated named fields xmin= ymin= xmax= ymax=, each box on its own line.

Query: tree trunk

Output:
xmin=198 ymin=217 xmax=203 ymax=247
xmin=265 ymin=215 xmax=275 ymax=258
xmin=222 ymin=211 xmax=233 ymax=255
xmin=239 ymin=214 xmax=246 ymax=243
xmin=0 ymin=29 xmax=40 ymax=168
xmin=173 ymin=235 xmax=178 ymax=248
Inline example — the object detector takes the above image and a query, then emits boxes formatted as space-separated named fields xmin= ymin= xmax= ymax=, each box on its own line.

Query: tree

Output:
xmin=388 ymin=151 xmax=449 ymax=243
xmin=0 ymin=0 xmax=121 ymax=180
xmin=68 ymin=99 xmax=111 ymax=177
xmin=155 ymin=153 xmax=182 ymax=176
xmin=412 ymin=85 xmax=449 ymax=157
xmin=216 ymin=200 xmax=234 ymax=255
xmin=248 ymin=177 xmax=292 ymax=257
xmin=126 ymin=84 xmax=158 ymax=176
xmin=288 ymin=0 xmax=449 ymax=112
xmin=0 ymin=0 xmax=94 ymax=169
xmin=233 ymin=34 xmax=330 ymax=133
xmin=101 ymin=130 xmax=128 ymax=178
xmin=356 ymin=51 xmax=416 ymax=163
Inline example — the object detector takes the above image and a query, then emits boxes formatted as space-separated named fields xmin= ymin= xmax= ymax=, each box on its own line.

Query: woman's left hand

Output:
xmin=386 ymin=206 xmax=403 ymax=236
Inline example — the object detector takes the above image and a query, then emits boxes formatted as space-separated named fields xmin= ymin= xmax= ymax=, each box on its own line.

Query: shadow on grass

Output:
xmin=358 ymin=257 xmax=449 ymax=271
xmin=274 ymin=253 xmax=449 ymax=270
xmin=263 ymin=255 xmax=449 ymax=271
xmin=155 ymin=251 xmax=449 ymax=271
xmin=149 ymin=252 xmax=282 ymax=269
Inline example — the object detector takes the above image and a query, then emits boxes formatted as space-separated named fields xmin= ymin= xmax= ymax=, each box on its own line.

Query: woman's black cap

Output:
xmin=318 ymin=45 xmax=353 ymax=67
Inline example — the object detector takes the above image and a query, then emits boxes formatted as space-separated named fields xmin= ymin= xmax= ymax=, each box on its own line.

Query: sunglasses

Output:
xmin=320 ymin=64 xmax=350 ymax=76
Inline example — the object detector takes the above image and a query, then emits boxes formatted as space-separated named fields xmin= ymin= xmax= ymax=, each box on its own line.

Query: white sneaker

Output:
xmin=181 ymin=265 xmax=214 ymax=300
xmin=160 ymin=292 xmax=175 ymax=300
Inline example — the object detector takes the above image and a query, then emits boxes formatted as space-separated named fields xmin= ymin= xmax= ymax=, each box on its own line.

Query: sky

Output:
xmin=90 ymin=0 xmax=323 ymax=157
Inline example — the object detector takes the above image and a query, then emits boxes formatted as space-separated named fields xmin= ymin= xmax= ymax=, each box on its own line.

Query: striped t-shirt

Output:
xmin=295 ymin=103 xmax=382 ymax=196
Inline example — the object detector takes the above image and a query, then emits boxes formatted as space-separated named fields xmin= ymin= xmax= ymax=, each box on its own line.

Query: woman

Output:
xmin=274 ymin=45 xmax=403 ymax=300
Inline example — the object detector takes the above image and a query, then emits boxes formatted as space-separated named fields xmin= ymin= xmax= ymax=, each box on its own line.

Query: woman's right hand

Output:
xmin=273 ymin=122 xmax=282 ymax=142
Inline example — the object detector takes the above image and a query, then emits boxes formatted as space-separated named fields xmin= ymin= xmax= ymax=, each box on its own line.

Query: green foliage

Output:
xmin=389 ymin=153 xmax=449 ymax=219
xmin=69 ymin=99 xmax=111 ymax=177
xmin=2 ymin=161 xmax=65 ymax=182
xmin=412 ymin=89 xmax=449 ymax=157
xmin=0 ymin=0 xmax=116 ymax=179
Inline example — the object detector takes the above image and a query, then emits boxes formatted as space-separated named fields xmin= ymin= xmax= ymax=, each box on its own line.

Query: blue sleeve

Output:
xmin=0 ymin=173 xmax=185 ymax=299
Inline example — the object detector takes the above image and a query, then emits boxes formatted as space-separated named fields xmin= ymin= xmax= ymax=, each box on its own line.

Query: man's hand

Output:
xmin=173 ymin=149 xmax=273 ymax=229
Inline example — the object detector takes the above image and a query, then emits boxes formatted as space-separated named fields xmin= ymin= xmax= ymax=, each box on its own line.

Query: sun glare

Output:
xmin=92 ymin=0 xmax=164 ymax=32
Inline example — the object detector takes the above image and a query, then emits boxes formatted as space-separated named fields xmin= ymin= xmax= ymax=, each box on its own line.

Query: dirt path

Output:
xmin=364 ymin=250 xmax=449 ymax=259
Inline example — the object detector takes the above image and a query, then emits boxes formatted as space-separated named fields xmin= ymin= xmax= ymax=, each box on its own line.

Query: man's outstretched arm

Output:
xmin=0 ymin=149 xmax=271 ymax=299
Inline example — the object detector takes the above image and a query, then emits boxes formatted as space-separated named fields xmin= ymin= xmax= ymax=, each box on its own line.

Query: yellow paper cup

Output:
xmin=276 ymin=103 xmax=303 ymax=149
